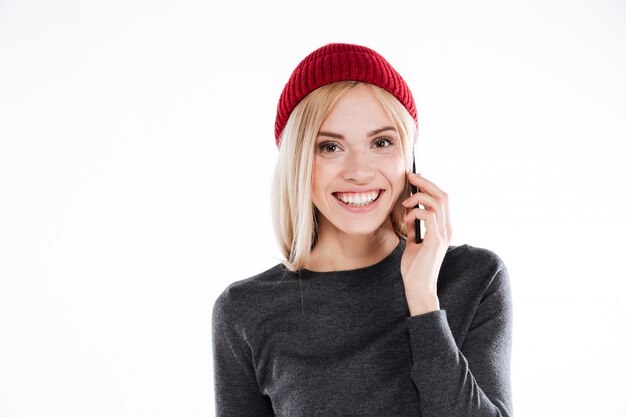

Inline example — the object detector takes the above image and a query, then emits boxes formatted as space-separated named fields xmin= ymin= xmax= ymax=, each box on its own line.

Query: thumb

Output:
xmin=404 ymin=207 xmax=415 ymax=243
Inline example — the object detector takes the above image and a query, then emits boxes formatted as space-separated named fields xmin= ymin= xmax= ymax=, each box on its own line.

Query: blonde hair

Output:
xmin=271 ymin=80 xmax=418 ymax=272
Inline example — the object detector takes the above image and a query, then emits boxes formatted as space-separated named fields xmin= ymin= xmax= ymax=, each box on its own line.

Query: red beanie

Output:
xmin=274 ymin=42 xmax=418 ymax=149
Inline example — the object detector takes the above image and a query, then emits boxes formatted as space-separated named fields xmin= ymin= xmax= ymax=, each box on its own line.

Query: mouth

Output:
xmin=332 ymin=189 xmax=384 ymax=208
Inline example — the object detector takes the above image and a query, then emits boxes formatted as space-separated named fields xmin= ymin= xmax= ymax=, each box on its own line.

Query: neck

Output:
xmin=305 ymin=217 xmax=400 ymax=272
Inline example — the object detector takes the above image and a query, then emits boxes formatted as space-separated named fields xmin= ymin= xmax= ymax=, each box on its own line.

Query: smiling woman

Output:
xmin=211 ymin=43 xmax=513 ymax=417
xmin=274 ymin=80 xmax=416 ymax=272
xmin=307 ymin=84 xmax=410 ymax=270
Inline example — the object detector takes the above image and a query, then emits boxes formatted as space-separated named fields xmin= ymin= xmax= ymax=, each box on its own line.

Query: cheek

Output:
xmin=379 ymin=154 xmax=405 ymax=179
xmin=311 ymin=164 xmax=328 ymax=200
xmin=312 ymin=160 xmax=335 ymax=188
xmin=381 ymin=156 xmax=407 ymax=199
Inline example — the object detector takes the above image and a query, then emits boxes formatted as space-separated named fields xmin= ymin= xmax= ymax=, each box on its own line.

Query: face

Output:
xmin=311 ymin=84 xmax=406 ymax=239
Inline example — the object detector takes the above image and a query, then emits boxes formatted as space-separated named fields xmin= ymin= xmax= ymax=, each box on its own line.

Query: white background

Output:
xmin=1 ymin=0 xmax=625 ymax=416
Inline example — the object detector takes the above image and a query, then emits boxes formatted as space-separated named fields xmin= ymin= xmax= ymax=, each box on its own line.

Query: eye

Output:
xmin=318 ymin=142 xmax=341 ymax=153
xmin=374 ymin=137 xmax=395 ymax=148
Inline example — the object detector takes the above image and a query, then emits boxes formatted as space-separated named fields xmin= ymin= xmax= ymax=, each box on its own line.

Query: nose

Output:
xmin=341 ymin=149 xmax=376 ymax=183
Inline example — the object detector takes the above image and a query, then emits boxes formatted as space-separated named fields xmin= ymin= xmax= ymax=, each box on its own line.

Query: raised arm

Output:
xmin=211 ymin=289 xmax=275 ymax=417
xmin=405 ymin=264 xmax=513 ymax=417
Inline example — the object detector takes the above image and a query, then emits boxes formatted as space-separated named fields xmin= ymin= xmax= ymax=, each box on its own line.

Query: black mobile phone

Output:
xmin=410 ymin=154 xmax=423 ymax=244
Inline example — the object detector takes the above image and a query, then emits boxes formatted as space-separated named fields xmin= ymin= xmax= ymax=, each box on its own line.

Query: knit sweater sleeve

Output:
xmin=211 ymin=288 xmax=274 ymax=417
xmin=405 ymin=262 xmax=513 ymax=417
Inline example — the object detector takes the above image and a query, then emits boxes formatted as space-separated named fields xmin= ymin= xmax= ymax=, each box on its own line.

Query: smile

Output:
xmin=332 ymin=189 xmax=383 ymax=208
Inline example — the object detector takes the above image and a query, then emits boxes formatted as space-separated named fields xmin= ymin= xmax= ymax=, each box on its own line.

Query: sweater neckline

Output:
xmin=295 ymin=238 xmax=406 ymax=287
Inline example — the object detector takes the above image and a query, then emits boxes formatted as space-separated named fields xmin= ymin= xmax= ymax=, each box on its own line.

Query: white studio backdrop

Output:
xmin=0 ymin=0 xmax=624 ymax=416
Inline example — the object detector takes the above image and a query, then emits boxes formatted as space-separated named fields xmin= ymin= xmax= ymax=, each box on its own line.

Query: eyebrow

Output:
xmin=317 ymin=126 xmax=397 ymax=140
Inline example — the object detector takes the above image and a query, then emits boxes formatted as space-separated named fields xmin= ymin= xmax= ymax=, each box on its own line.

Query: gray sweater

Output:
xmin=211 ymin=238 xmax=513 ymax=416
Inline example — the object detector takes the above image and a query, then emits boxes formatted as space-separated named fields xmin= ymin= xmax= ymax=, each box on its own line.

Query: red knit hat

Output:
xmin=274 ymin=42 xmax=418 ymax=149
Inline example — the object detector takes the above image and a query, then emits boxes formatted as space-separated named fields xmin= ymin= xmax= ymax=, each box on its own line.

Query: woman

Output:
xmin=212 ymin=43 xmax=513 ymax=417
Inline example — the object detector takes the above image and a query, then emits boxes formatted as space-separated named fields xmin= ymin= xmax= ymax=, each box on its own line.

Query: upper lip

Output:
xmin=333 ymin=189 xmax=384 ymax=194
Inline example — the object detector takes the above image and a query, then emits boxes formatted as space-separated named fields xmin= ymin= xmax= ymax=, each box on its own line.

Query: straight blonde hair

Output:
xmin=271 ymin=80 xmax=418 ymax=272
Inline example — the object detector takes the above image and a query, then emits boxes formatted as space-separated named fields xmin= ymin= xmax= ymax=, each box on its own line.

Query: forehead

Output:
xmin=320 ymin=86 xmax=394 ymax=133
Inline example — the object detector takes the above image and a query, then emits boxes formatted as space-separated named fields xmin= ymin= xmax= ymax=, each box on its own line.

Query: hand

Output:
xmin=399 ymin=172 xmax=453 ymax=316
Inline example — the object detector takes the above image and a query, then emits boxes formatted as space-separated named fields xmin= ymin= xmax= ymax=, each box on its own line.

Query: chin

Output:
xmin=315 ymin=200 xmax=394 ymax=234
xmin=332 ymin=217 xmax=388 ymax=235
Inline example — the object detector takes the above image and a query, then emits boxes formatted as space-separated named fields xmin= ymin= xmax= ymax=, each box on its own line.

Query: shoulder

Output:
xmin=445 ymin=243 xmax=506 ymax=270
xmin=212 ymin=263 xmax=295 ymax=325
xmin=445 ymin=243 xmax=508 ymax=278
xmin=440 ymin=243 xmax=511 ymax=300
xmin=215 ymin=262 xmax=294 ymax=301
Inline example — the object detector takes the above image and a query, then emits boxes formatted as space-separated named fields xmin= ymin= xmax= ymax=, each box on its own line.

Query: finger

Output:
xmin=403 ymin=206 xmax=441 ymax=242
xmin=406 ymin=173 xmax=450 ymax=241
xmin=444 ymin=195 xmax=453 ymax=241
xmin=401 ymin=190 xmax=438 ymax=210
xmin=405 ymin=206 xmax=418 ymax=243
xmin=406 ymin=173 xmax=447 ymax=200
xmin=403 ymin=192 xmax=447 ymax=239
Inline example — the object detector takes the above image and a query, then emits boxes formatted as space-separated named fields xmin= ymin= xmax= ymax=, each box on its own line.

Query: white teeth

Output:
xmin=335 ymin=190 xmax=381 ymax=207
